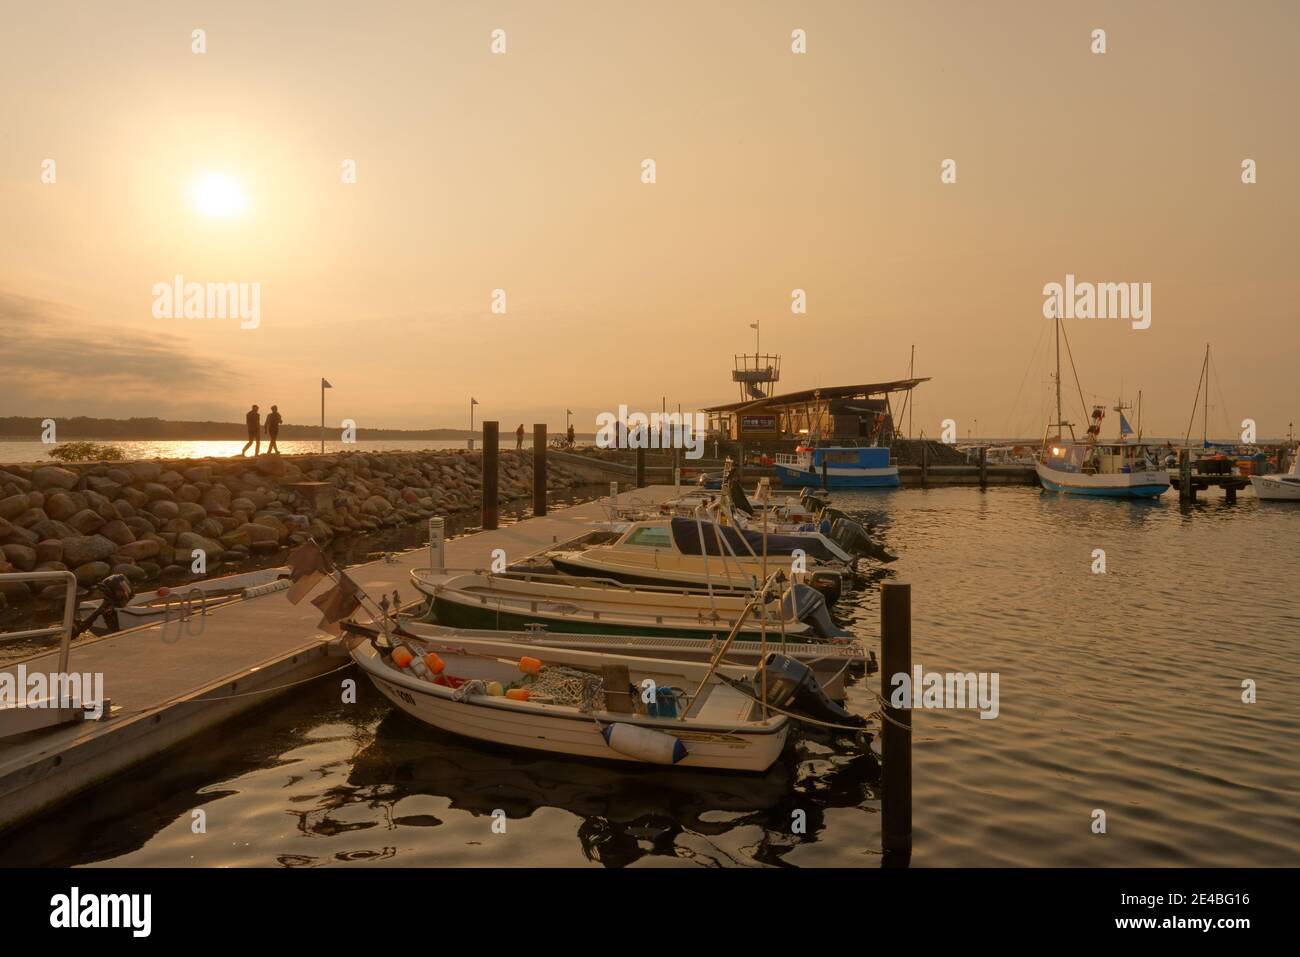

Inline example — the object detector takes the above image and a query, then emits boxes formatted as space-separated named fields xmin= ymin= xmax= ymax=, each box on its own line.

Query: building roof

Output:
xmin=703 ymin=378 xmax=931 ymax=414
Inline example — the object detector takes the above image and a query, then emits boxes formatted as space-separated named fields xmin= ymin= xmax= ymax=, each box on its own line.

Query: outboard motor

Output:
xmin=755 ymin=653 xmax=866 ymax=729
xmin=781 ymin=584 xmax=852 ymax=640
xmin=728 ymin=476 xmax=755 ymax=515
xmin=806 ymin=570 xmax=842 ymax=607
xmin=829 ymin=517 xmax=897 ymax=564
xmin=72 ymin=573 xmax=134 ymax=637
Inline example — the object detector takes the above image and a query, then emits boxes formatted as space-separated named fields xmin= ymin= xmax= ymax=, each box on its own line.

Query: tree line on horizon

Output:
xmin=0 ymin=416 xmax=490 ymax=441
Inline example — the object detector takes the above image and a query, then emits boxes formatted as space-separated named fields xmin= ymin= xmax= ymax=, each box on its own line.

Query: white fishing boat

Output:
xmin=78 ymin=565 xmax=291 ymax=632
xmin=1250 ymin=449 xmax=1300 ymax=501
xmin=1036 ymin=317 xmax=1169 ymax=498
xmin=347 ymin=626 xmax=798 ymax=772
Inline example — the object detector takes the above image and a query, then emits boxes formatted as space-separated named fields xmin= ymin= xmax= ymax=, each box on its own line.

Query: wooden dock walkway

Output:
xmin=0 ymin=486 xmax=678 ymax=832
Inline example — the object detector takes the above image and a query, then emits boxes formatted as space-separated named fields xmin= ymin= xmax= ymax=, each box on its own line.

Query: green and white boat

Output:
xmin=410 ymin=569 xmax=853 ymax=645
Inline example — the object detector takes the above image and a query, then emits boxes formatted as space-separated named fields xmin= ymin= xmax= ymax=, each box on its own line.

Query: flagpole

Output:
xmin=320 ymin=379 xmax=325 ymax=453
xmin=469 ymin=399 xmax=475 ymax=450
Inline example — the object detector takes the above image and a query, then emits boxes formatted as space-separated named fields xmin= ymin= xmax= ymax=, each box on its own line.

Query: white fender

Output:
xmin=600 ymin=722 xmax=688 ymax=764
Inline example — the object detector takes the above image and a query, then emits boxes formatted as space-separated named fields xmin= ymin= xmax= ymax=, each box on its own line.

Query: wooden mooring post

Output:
xmin=532 ymin=424 xmax=547 ymax=516
xmin=635 ymin=446 xmax=646 ymax=489
xmin=881 ymin=581 xmax=913 ymax=867
xmin=979 ymin=446 xmax=988 ymax=489
xmin=482 ymin=421 xmax=499 ymax=530
xmin=920 ymin=441 xmax=929 ymax=486
xmin=1179 ymin=448 xmax=1194 ymax=503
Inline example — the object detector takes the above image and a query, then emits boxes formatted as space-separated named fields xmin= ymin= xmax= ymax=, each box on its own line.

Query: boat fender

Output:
xmin=601 ymin=723 xmax=688 ymax=764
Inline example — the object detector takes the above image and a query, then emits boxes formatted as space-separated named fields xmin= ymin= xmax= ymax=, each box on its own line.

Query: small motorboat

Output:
xmin=347 ymin=625 xmax=805 ymax=772
xmin=78 ymin=566 xmax=291 ymax=633
xmin=409 ymin=569 xmax=853 ymax=643
xmin=548 ymin=517 xmax=851 ymax=604
xmin=388 ymin=618 xmax=868 ymax=700
xmin=1250 ymin=448 xmax=1300 ymax=501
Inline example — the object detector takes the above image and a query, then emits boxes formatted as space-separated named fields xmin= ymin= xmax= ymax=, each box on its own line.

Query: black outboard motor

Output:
xmin=72 ymin=573 xmax=134 ymax=637
xmin=755 ymin=653 xmax=866 ymax=728
xmin=806 ymin=570 xmax=842 ymax=607
xmin=780 ymin=584 xmax=852 ymax=639
xmin=829 ymin=517 xmax=898 ymax=564
xmin=728 ymin=476 xmax=755 ymax=515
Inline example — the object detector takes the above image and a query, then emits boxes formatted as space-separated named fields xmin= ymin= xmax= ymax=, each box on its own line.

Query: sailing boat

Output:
xmin=1036 ymin=317 xmax=1170 ymax=498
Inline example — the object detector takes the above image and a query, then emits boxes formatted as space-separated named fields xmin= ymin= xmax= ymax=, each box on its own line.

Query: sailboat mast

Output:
xmin=1202 ymin=343 xmax=1210 ymax=446
xmin=1054 ymin=316 xmax=1063 ymax=436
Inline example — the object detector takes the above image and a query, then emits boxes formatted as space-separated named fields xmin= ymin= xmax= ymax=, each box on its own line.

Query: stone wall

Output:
xmin=0 ymin=450 xmax=586 ymax=605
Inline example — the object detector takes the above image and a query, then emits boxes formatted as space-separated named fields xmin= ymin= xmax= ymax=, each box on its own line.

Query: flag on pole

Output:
xmin=749 ymin=322 xmax=759 ymax=330
xmin=285 ymin=541 xmax=335 ymax=604
xmin=471 ymin=397 xmax=479 ymax=405
xmin=566 ymin=409 xmax=573 ymax=415
xmin=310 ymin=571 xmax=363 ymax=635
xmin=322 ymin=378 xmax=333 ymax=389
xmin=1119 ymin=413 xmax=1134 ymax=436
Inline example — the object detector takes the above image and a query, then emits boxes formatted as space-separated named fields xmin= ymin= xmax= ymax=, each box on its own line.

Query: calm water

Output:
xmin=5 ymin=486 xmax=1299 ymax=867
xmin=0 ymin=438 xmax=528 ymax=464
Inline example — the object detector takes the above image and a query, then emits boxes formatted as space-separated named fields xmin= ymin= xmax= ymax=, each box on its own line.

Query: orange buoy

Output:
xmin=424 ymin=652 xmax=445 ymax=674
xmin=506 ymin=688 xmax=530 ymax=701
xmin=519 ymin=656 xmax=542 ymax=675
xmin=392 ymin=646 xmax=414 ymax=668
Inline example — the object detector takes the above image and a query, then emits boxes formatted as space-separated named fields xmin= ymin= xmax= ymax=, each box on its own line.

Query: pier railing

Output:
xmin=0 ymin=570 xmax=78 ymax=673
xmin=0 ymin=570 xmax=91 ymax=739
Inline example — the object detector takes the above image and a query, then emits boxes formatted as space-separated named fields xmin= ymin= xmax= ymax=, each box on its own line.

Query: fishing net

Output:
xmin=522 ymin=666 xmax=605 ymax=712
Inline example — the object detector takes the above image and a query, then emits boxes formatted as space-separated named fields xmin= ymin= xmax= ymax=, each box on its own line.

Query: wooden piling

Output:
xmin=1179 ymin=448 xmax=1193 ymax=503
xmin=636 ymin=446 xmax=646 ymax=489
xmin=921 ymin=442 xmax=929 ymax=486
xmin=482 ymin=421 xmax=499 ymax=530
xmin=979 ymin=446 xmax=987 ymax=489
xmin=532 ymin=424 xmax=547 ymax=516
xmin=881 ymin=581 xmax=912 ymax=866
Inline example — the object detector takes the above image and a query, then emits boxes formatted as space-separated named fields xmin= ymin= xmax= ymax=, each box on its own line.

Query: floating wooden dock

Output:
xmin=1170 ymin=473 xmax=1251 ymax=503
xmin=0 ymin=486 xmax=681 ymax=832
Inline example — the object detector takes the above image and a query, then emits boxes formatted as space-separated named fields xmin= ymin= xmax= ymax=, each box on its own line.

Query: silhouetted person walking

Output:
xmin=241 ymin=405 xmax=261 ymax=456
xmin=567 ymin=423 xmax=575 ymax=448
xmin=516 ymin=423 xmax=524 ymax=450
xmin=265 ymin=405 xmax=283 ymax=454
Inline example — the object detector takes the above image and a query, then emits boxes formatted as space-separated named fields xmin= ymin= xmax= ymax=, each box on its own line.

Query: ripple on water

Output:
xmin=4 ymin=486 xmax=1298 ymax=867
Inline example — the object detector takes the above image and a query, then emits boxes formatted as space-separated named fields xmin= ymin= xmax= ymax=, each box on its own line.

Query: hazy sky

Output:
xmin=2 ymin=0 xmax=1298 ymax=438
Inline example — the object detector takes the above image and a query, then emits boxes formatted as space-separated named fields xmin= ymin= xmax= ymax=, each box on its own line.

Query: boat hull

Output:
xmin=432 ymin=591 xmax=806 ymax=643
xmin=774 ymin=464 xmax=900 ymax=489
xmin=352 ymin=644 xmax=789 ymax=772
xmin=1250 ymin=475 xmax=1300 ymax=501
xmin=1036 ymin=463 xmax=1169 ymax=498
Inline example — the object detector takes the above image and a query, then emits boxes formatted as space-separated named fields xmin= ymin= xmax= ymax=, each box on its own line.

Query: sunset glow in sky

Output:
xmin=2 ymin=0 xmax=1298 ymax=437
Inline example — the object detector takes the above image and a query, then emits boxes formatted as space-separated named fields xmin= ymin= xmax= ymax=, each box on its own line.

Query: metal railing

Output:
xmin=0 ymin=570 xmax=78 ymax=672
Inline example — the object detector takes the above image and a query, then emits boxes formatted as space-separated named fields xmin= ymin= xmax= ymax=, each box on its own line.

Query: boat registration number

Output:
xmin=382 ymin=681 xmax=417 ymax=706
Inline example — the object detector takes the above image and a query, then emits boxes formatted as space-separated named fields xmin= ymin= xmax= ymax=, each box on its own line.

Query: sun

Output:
xmin=192 ymin=172 xmax=248 ymax=217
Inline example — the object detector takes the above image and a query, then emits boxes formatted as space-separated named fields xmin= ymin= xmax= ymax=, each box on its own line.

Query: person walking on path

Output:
xmin=567 ymin=423 xmax=576 ymax=448
xmin=265 ymin=405 xmax=283 ymax=454
xmin=241 ymin=405 xmax=261 ymax=456
xmin=515 ymin=423 xmax=525 ymax=450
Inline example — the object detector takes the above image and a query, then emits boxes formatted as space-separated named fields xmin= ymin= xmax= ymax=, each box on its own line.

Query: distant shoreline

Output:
xmin=0 ymin=416 xmax=594 ymax=442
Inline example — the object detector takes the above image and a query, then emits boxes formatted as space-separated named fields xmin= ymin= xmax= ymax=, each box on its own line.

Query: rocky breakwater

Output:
xmin=0 ymin=450 xmax=586 ymax=607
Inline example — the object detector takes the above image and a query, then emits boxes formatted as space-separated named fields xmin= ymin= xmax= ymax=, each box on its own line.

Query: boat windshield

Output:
xmin=622 ymin=526 xmax=673 ymax=548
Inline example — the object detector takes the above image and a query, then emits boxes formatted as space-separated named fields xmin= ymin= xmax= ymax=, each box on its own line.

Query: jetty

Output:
xmin=0 ymin=479 xmax=679 ymax=832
